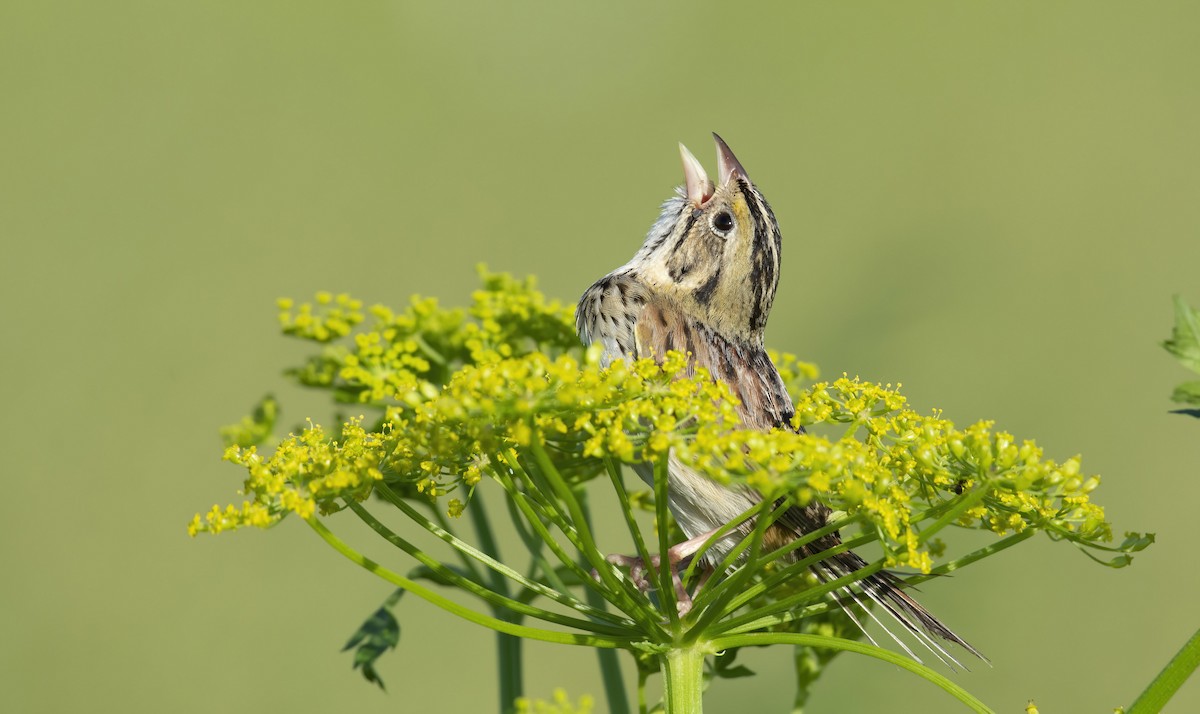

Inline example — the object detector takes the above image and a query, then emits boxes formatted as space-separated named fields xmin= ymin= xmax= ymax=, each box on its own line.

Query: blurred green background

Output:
xmin=3 ymin=1 xmax=1198 ymax=711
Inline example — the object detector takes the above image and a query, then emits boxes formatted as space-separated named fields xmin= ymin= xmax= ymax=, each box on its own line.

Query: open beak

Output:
xmin=713 ymin=133 xmax=748 ymax=185
xmin=679 ymin=142 xmax=714 ymax=207
xmin=680 ymin=134 xmax=749 ymax=207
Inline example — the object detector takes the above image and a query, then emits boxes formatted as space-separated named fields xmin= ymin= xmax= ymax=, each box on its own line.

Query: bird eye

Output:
xmin=711 ymin=211 xmax=734 ymax=234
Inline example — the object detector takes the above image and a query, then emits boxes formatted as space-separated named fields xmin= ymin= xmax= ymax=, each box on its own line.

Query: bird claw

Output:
xmin=600 ymin=552 xmax=697 ymax=615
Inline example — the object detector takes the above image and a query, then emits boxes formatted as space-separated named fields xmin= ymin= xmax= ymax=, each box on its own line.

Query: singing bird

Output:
xmin=575 ymin=134 xmax=982 ymax=666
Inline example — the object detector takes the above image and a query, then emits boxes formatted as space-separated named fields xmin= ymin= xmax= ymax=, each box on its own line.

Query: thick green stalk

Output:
xmin=661 ymin=645 xmax=709 ymax=713
xmin=465 ymin=495 xmax=523 ymax=714
xmin=576 ymin=489 xmax=632 ymax=714
xmin=1127 ymin=626 xmax=1200 ymax=714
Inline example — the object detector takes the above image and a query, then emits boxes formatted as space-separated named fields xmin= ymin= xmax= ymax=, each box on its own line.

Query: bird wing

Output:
xmin=632 ymin=298 xmax=794 ymax=432
xmin=632 ymin=296 xmax=838 ymax=544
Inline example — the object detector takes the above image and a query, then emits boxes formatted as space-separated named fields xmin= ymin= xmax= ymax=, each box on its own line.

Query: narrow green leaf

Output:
xmin=218 ymin=394 xmax=277 ymax=448
xmin=342 ymin=596 xmax=403 ymax=690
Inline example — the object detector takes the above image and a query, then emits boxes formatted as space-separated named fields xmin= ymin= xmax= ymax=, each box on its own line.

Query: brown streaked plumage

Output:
xmin=576 ymin=134 xmax=983 ymax=667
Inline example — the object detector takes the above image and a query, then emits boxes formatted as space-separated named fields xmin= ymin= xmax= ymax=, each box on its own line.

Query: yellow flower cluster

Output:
xmin=270 ymin=267 xmax=577 ymax=406
xmin=196 ymin=270 xmax=1128 ymax=576
xmin=278 ymin=292 xmax=364 ymax=342
xmin=190 ymin=418 xmax=387 ymax=535
xmin=514 ymin=689 xmax=594 ymax=714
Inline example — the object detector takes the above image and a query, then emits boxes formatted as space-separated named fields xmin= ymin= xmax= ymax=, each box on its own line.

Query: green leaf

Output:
xmin=342 ymin=592 xmax=404 ymax=690
xmin=1170 ymin=381 xmax=1200 ymax=406
xmin=218 ymin=394 xmax=277 ymax=448
xmin=1162 ymin=296 xmax=1200 ymax=374
xmin=709 ymin=648 xmax=756 ymax=680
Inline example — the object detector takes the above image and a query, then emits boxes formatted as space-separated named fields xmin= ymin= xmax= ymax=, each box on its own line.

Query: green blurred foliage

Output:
xmin=1164 ymin=296 xmax=1200 ymax=412
xmin=2 ymin=2 xmax=1198 ymax=712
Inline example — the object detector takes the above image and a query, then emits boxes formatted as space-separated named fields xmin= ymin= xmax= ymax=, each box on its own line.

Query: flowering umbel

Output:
xmin=191 ymin=267 xmax=1150 ymax=710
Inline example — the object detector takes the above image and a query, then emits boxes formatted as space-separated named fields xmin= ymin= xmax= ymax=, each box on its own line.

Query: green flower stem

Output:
xmin=915 ymin=485 xmax=995 ymax=546
xmin=903 ymin=529 xmax=1036 ymax=586
xmin=637 ymin=665 xmax=651 ymax=714
xmin=683 ymin=499 xmax=779 ymax=637
xmin=501 ymin=487 xmax=578 ymax=597
xmin=493 ymin=455 xmax=590 ymax=570
xmin=681 ymin=494 xmax=782 ymax=590
xmin=577 ymin=491 xmax=633 ymax=714
xmin=715 ymin=561 xmax=885 ymax=636
xmin=653 ymin=455 xmax=681 ymax=629
xmin=465 ymin=496 xmax=524 ymax=714
xmin=466 ymin=494 xmax=508 ymax=593
xmin=428 ymin=502 xmax=486 ymax=585
xmin=661 ymin=644 xmax=710 ymax=714
xmin=345 ymin=501 xmax=634 ymax=637
xmin=683 ymin=496 xmax=778 ymax=593
xmin=604 ymin=459 xmax=657 ymax=597
xmin=705 ymin=532 xmax=875 ymax=625
xmin=1126 ymin=626 xmax=1200 ymax=714
xmin=686 ymin=512 xmax=858 ymax=619
xmin=372 ymin=483 xmax=630 ymax=626
xmin=528 ymin=438 xmax=660 ymax=618
xmin=710 ymin=633 xmax=993 ymax=714
xmin=492 ymin=454 xmax=608 ymax=584
xmin=305 ymin=515 xmax=635 ymax=649
xmin=411 ymin=333 xmax=448 ymax=365
xmin=517 ymin=443 xmax=665 ymax=630
xmin=782 ymin=529 xmax=1038 ymax=627
xmin=493 ymin=462 xmax=662 ymax=633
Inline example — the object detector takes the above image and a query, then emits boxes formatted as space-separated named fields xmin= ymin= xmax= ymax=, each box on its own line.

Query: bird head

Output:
xmin=628 ymin=134 xmax=783 ymax=344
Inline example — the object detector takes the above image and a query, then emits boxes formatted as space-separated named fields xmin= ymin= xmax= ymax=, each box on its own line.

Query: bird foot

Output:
xmin=597 ymin=530 xmax=724 ymax=616
xmin=600 ymin=551 xmax=696 ymax=615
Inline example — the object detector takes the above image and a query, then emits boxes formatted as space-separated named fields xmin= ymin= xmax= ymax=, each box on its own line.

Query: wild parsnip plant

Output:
xmin=192 ymin=269 xmax=1150 ymax=713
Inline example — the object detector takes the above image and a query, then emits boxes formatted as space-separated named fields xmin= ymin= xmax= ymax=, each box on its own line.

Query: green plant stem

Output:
xmin=345 ymin=500 xmax=632 ymax=636
xmin=604 ymin=459 xmax=657 ymax=596
xmin=465 ymin=494 xmax=523 ymax=714
xmin=1127 ymin=626 xmax=1200 ymax=714
xmin=710 ymin=633 xmax=993 ymax=714
xmin=501 ymin=486 xmax=579 ymax=597
xmin=661 ymin=645 xmax=709 ymax=714
xmin=699 ymin=531 xmax=873 ymax=629
xmin=521 ymin=442 xmax=665 ymax=630
xmin=577 ymin=491 xmax=632 ymax=714
xmin=652 ymin=455 xmax=681 ymax=629
xmin=915 ymin=485 xmax=994 ymax=545
xmin=492 ymin=456 xmax=605 ymax=588
xmin=637 ymin=665 xmax=651 ymax=714
xmin=683 ymin=499 xmax=778 ymax=637
xmin=716 ymin=561 xmax=885 ymax=635
xmin=375 ymin=484 xmax=630 ymax=625
xmin=305 ymin=515 xmax=635 ymax=648
xmin=685 ymin=511 xmax=857 ymax=619
xmin=903 ymin=529 xmax=1036 ymax=586
xmin=493 ymin=452 xmax=634 ymax=599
